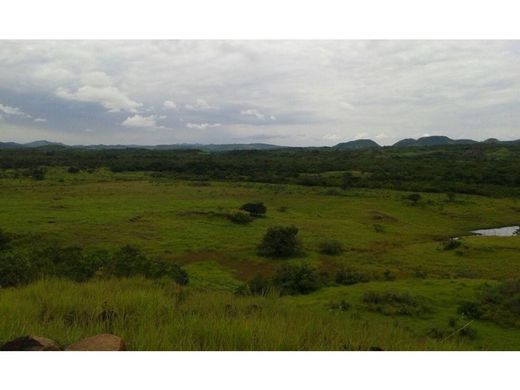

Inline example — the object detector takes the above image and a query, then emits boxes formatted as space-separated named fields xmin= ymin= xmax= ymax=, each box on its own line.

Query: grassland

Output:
xmin=1 ymin=167 xmax=520 ymax=350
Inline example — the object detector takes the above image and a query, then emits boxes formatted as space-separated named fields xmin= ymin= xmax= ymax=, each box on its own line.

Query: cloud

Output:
xmin=0 ymin=103 xmax=27 ymax=117
xmin=186 ymin=122 xmax=221 ymax=129
xmin=121 ymin=114 xmax=162 ymax=129
xmin=34 ymin=118 xmax=48 ymax=123
xmin=55 ymin=71 xmax=141 ymax=112
xmin=185 ymin=98 xmax=217 ymax=111
xmin=163 ymin=100 xmax=177 ymax=109
xmin=241 ymin=109 xmax=265 ymax=120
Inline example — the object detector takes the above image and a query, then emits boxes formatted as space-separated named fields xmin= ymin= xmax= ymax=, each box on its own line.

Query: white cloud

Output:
xmin=121 ymin=114 xmax=162 ymax=129
xmin=185 ymin=98 xmax=217 ymax=111
xmin=323 ymin=133 xmax=340 ymax=140
xmin=56 ymin=85 xmax=141 ymax=112
xmin=0 ymin=103 xmax=26 ymax=117
xmin=34 ymin=118 xmax=48 ymax=123
xmin=339 ymin=101 xmax=354 ymax=110
xmin=163 ymin=100 xmax=177 ymax=109
xmin=241 ymin=109 xmax=265 ymax=120
xmin=186 ymin=122 xmax=221 ymax=129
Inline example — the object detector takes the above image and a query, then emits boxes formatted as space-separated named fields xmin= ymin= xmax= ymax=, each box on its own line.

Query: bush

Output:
xmin=0 ymin=251 xmax=34 ymax=287
xmin=146 ymin=258 xmax=189 ymax=285
xmin=318 ymin=239 xmax=343 ymax=255
xmin=272 ymin=264 xmax=321 ymax=295
xmin=457 ymin=301 xmax=482 ymax=319
xmin=31 ymin=167 xmax=45 ymax=180
xmin=34 ymin=246 xmax=105 ymax=282
xmin=108 ymin=245 xmax=152 ymax=277
xmin=257 ymin=225 xmax=302 ymax=257
xmin=442 ymin=238 xmax=462 ymax=251
xmin=248 ymin=273 xmax=270 ymax=296
xmin=240 ymin=202 xmax=267 ymax=217
xmin=362 ymin=291 xmax=430 ymax=316
xmin=67 ymin=166 xmax=80 ymax=174
xmin=0 ymin=229 xmax=12 ymax=250
xmin=478 ymin=280 xmax=520 ymax=327
xmin=335 ymin=267 xmax=369 ymax=285
xmin=407 ymin=193 xmax=421 ymax=204
xmin=227 ymin=211 xmax=253 ymax=224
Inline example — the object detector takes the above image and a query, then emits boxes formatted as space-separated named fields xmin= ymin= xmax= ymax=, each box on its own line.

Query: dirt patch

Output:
xmin=370 ymin=210 xmax=398 ymax=222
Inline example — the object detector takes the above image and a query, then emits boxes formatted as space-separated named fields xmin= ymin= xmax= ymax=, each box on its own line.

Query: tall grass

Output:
xmin=0 ymin=278 xmax=464 ymax=350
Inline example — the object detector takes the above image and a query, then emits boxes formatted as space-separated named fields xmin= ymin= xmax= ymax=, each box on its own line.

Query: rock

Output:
xmin=66 ymin=333 xmax=126 ymax=351
xmin=1 ymin=335 xmax=61 ymax=351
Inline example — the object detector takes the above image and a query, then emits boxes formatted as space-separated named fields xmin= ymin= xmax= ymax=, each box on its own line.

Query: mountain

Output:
xmin=393 ymin=136 xmax=477 ymax=147
xmin=333 ymin=139 xmax=380 ymax=150
xmin=23 ymin=140 xmax=65 ymax=148
xmin=0 ymin=142 xmax=23 ymax=149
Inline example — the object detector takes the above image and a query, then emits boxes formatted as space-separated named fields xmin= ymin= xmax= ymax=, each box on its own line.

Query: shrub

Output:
xmin=257 ymin=225 xmax=302 ymax=257
xmin=146 ymin=258 xmax=189 ymax=285
xmin=31 ymin=167 xmax=45 ymax=180
xmin=478 ymin=280 xmax=520 ymax=327
xmin=407 ymin=193 xmax=421 ymax=204
xmin=227 ymin=211 xmax=253 ymax=224
xmin=248 ymin=273 xmax=270 ymax=296
xmin=0 ymin=229 xmax=12 ymax=250
xmin=272 ymin=264 xmax=321 ymax=295
xmin=362 ymin=291 xmax=430 ymax=316
xmin=457 ymin=301 xmax=482 ymax=319
xmin=335 ymin=267 xmax=369 ymax=285
xmin=34 ymin=246 xmax=104 ymax=282
xmin=442 ymin=238 xmax=462 ymax=251
xmin=240 ymin=202 xmax=267 ymax=217
xmin=108 ymin=245 xmax=150 ymax=277
xmin=0 ymin=252 xmax=34 ymax=287
xmin=318 ymin=239 xmax=343 ymax=255
xmin=373 ymin=224 xmax=385 ymax=233
xmin=67 ymin=166 xmax=80 ymax=174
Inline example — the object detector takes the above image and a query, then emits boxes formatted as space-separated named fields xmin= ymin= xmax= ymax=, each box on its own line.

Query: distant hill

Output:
xmin=333 ymin=139 xmax=380 ymax=150
xmin=393 ymin=136 xmax=477 ymax=147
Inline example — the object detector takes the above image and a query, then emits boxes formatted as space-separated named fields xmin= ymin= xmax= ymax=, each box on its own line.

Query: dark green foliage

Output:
xmin=0 ymin=252 xmax=34 ymax=287
xmin=407 ymin=193 xmax=422 ymax=204
xmin=478 ymin=280 xmax=520 ymax=327
xmin=240 ymin=202 xmax=266 ymax=216
xmin=227 ymin=211 xmax=253 ymax=224
xmin=31 ymin=167 xmax=45 ymax=180
xmin=362 ymin=291 xmax=430 ymax=316
xmin=0 ymin=229 xmax=11 ymax=250
xmin=373 ymin=224 xmax=385 ymax=233
xmin=442 ymin=238 xmax=462 ymax=251
xmin=457 ymin=301 xmax=482 ymax=319
xmin=146 ymin=258 xmax=189 ymax=285
xmin=335 ymin=267 xmax=369 ymax=285
xmin=67 ymin=166 xmax=80 ymax=173
xmin=108 ymin=245 xmax=152 ymax=277
xmin=3 ymin=142 xmax=520 ymax=197
xmin=257 ymin=225 xmax=302 ymax=257
xmin=247 ymin=273 xmax=270 ymax=296
xmin=318 ymin=239 xmax=343 ymax=255
xmin=272 ymin=264 xmax=321 ymax=295
xmin=329 ymin=299 xmax=351 ymax=311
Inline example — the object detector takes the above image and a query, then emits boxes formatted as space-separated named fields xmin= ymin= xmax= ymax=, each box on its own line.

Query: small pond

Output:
xmin=470 ymin=225 xmax=519 ymax=237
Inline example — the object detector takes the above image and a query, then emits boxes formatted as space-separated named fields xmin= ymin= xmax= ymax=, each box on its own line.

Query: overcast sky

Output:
xmin=0 ymin=40 xmax=519 ymax=146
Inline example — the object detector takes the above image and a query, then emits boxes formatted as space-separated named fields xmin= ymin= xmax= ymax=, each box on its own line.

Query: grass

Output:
xmin=1 ymin=167 xmax=520 ymax=350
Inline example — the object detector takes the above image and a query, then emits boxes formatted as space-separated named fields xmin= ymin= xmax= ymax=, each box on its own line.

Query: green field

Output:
xmin=1 ymin=167 xmax=520 ymax=350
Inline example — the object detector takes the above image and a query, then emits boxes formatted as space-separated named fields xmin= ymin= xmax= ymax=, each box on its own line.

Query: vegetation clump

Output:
xmin=361 ymin=291 xmax=430 ymax=316
xmin=318 ymin=239 xmax=343 ymax=255
xmin=442 ymin=238 xmax=462 ymax=251
xmin=257 ymin=225 xmax=302 ymax=257
xmin=240 ymin=202 xmax=266 ymax=217
xmin=0 ymin=229 xmax=11 ymax=250
xmin=335 ymin=267 xmax=370 ymax=285
xmin=272 ymin=263 xmax=321 ymax=295
xmin=227 ymin=211 xmax=253 ymax=224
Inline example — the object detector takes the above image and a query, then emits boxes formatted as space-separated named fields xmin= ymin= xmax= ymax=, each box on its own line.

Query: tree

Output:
xmin=240 ymin=202 xmax=267 ymax=217
xmin=257 ymin=225 xmax=302 ymax=257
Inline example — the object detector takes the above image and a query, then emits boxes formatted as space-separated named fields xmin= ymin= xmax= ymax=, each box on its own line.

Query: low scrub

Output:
xmin=362 ymin=291 xmax=431 ymax=316
xmin=335 ymin=267 xmax=370 ymax=285
xmin=318 ymin=239 xmax=343 ymax=255
xmin=227 ymin=211 xmax=253 ymax=224
xmin=257 ymin=225 xmax=303 ymax=258
xmin=272 ymin=263 xmax=321 ymax=295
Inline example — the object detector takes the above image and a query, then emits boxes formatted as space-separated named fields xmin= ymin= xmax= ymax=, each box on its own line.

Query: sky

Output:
xmin=0 ymin=40 xmax=519 ymax=146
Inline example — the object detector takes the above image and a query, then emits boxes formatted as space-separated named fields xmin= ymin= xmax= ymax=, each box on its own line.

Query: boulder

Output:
xmin=1 ymin=335 xmax=61 ymax=351
xmin=66 ymin=333 xmax=126 ymax=351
